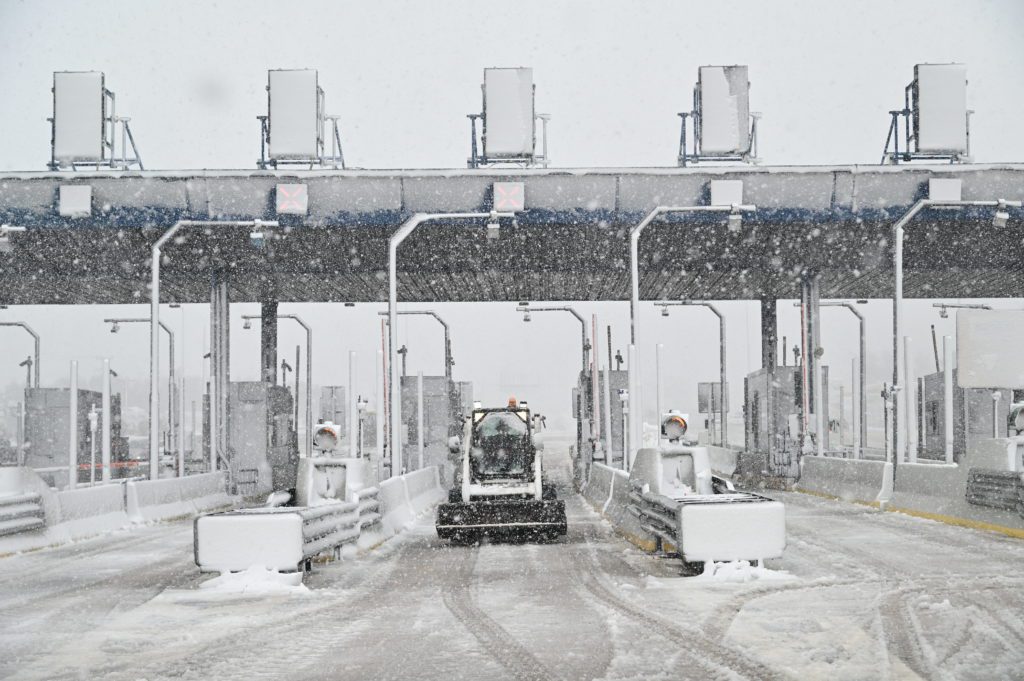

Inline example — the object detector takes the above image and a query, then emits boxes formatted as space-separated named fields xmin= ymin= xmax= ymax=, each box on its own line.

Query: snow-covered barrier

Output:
xmin=627 ymin=446 xmax=786 ymax=564
xmin=0 ymin=467 xmax=238 ymax=555
xmin=887 ymin=441 xmax=1024 ymax=534
xmin=195 ymin=503 xmax=362 ymax=573
xmin=583 ymin=462 xmax=617 ymax=511
xmin=127 ymin=472 xmax=232 ymax=523
xmin=584 ymin=464 xmax=655 ymax=547
xmin=379 ymin=466 xmax=445 ymax=535
xmin=796 ymin=456 xmax=893 ymax=505
xmin=796 ymin=441 xmax=1024 ymax=536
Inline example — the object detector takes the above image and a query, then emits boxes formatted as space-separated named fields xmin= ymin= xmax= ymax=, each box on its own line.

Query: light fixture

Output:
xmin=110 ymin=322 xmax=120 ymax=333
xmin=486 ymin=211 xmax=500 ymax=240
xmin=344 ymin=302 xmax=355 ymax=307
xmin=938 ymin=306 xmax=949 ymax=319
xmin=726 ymin=212 xmax=743 ymax=232
xmin=523 ymin=311 xmax=531 ymax=322
xmin=0 ymin=224 xmax=26 ymax=254
xmin=661 ymin=306 xmax=670 ymax=317
xmin=993 ymin=209 xmax=1010 ymax=228
xmin=243 ymin=318 xmax=252 ymax=330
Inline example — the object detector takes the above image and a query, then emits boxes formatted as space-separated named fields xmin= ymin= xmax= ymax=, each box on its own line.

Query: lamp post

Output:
xmin=819 ymin=301 xmax=867 ymax=457
xmin=655 ymin=300 xmax=727 ymax=447
xmin=388 ymin=212 xmax=513 ymax=476
xmin=515 ymin=304 xmax=591 ymax=456
xmin=515 ymin=305 xmax=590 ymax=376
xmin=628 ymin=204 xmax=754 ymax=460
xmin=377 ymin=310 xmax=453 ymax=379
xmin=106 ymin=316 xmax=175 ymax=478
xmin=0 ymin=322 xmax=40 ymax=387
xmin=891 ymin=199 xmax=1020 ymax=468
xmin=150 ymin=220 xmax=273 ymax=480
xmin=241 ymin=312 xmax=313 ymax=457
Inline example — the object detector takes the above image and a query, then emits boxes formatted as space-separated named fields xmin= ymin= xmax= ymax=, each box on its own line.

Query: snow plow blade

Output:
xmin=436 ymin=499 xmax=567 ymax=539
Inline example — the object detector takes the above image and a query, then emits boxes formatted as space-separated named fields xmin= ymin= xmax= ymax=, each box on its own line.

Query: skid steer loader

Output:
xmin=436 ymin=398 xmax=567 ymax=542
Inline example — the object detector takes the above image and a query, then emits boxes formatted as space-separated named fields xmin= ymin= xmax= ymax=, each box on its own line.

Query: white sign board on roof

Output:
xmin=268 ymin=69 xmax=319 ymax=160
xmin=484 ymin=68 xmax=534 ymax=158
xmin=53 ymin=72 xmax=104 ymax=163
xmin=957 ymin=309 xmax=1024 ymax=389
xmin=697 ymin=66 xmax=749 ymax=155
xmin=914 ymin=63 xmax=967 ymax=154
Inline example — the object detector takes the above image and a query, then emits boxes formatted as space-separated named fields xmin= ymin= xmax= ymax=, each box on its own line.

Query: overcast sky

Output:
xmin=1 ymin=0 xmax=1022 ymax=442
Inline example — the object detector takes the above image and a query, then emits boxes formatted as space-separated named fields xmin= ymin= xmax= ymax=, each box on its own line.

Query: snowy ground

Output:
xmin=2 ymin=446 xmax=1024 ymax=680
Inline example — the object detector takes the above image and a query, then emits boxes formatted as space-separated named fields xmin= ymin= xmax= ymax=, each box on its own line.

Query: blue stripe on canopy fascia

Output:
xmin=3 ymin=204 xmax=1021 ymax=231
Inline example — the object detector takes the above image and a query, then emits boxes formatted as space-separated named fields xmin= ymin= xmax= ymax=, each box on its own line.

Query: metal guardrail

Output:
xmin=626 ymin=481 xmax=777 ymax=554
xmin=355 ymin=486 xmax=382 ymax=530
xmin=299 ymin=503 xmax=362 ymax=564
xmin=966 ymin=468 xmax=1024 ymax=515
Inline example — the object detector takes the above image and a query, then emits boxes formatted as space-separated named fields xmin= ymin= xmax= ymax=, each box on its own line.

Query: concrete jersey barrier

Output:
xmin=797 ymin=456 xmax=893 ymax=505
xmin=127 ymin=472 xmax=231 ymax=523
xmin=379 ymin=466 xmax=445 ymax=535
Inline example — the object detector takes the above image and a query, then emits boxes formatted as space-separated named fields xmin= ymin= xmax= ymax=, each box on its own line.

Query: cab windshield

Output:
xmin=471 ymin=411 xmax=531 ymax=477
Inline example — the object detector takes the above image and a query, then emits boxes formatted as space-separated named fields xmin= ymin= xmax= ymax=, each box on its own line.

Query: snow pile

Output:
xmin=198 ymin=565 xmax=310 ymax=596
xmin=693 ymin=560 xmax=795 ymax=583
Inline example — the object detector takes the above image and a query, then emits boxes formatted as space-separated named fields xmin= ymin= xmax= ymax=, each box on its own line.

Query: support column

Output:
xmin=760 ymin=297 xmax=785 ymax=477
xmin=760 ymin=298 xmax=778 ymax=371
xmin=261 ymin=299 xmax=278 ymax=385
xmin=210 ymin=270 xmax=231 ymax=477
xmin=799 ymin=276 xmax=821 ymax=456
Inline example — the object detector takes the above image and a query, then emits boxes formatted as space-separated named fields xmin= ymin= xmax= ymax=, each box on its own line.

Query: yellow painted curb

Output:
xmin=886 ymin=506 xmax=1024 ymax=540
xmin=794 ymin=487 xmax=880 ymax=509
xmin=795 ymin=488 xmax=1024 ymax=540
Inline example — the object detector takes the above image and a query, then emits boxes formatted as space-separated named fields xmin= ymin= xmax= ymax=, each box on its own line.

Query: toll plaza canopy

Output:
xmin=0 ymin=164 xmax=1022 ymax=305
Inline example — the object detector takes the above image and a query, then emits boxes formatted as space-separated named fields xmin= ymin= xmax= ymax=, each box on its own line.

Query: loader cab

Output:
xmin=470 ymin=406 xmax=534 ymax=481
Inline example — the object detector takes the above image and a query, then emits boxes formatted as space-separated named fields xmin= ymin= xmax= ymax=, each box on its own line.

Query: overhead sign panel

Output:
xmin=276 ymin=183 xmax=308 ymax=215
xmin=484 ymin=68 xmax=534 ymax=158
xmin=53 ymin=71 xmax=105 ymax=163
xmin=493 ymin=182 xmax=525 ymax=211
xmin=697 ymin=66 xmax=749 ymax=155
xmin=957 ymin=309 xmax=1024 ymax=389
xmin=914 ymin=63 xmax=967 ymax=154
xmin=268 ymin=69 xmax=319 ymax=160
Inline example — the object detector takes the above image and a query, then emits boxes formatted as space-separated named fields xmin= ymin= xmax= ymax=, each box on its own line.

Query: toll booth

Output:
xmin=572 ymin=369 xmax=628 ymax=467
xmin=401 ymin=375 xmax=463 ymax=485
xmin=320 ymin=386 xmax=347 ymax=433
xmin=743 ymin=365 xmax=830 ymax=479
xmin=23 ymin=387 xmax=128 ymax=486
xmin=224 ymin=382 xmax=298 ymax=496
xmin=917 ymin=370 xmax=1012 ymax=462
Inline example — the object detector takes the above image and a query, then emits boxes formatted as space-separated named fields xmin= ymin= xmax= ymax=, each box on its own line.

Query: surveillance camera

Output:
xmin=249 ymin=231 xmax=266 ymax=248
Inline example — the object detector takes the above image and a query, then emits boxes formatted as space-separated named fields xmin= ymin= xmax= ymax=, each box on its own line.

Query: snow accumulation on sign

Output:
xmin=914 ymin=63 xmax=967 ymax=154
xmin=53 ymin=72 xmax=104 ymax=163
xmin=697 ymin=66 xmax=749 ymax=155
xmin=484 ymin=68 xmax=534 ymax=158
xmin=956 ymin=309 xmax=1024 ymax=389
xmin=269 ymin=69 xmax=319 ymax=160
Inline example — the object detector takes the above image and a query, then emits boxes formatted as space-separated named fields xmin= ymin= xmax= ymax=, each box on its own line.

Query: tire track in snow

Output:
xmin=77 ymin=539 xmax=418 ymax=681
xmin=569 ymin=523 xmax=791 ymax=681
xmin=441 ymin=544 xmax=561 ymax=681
